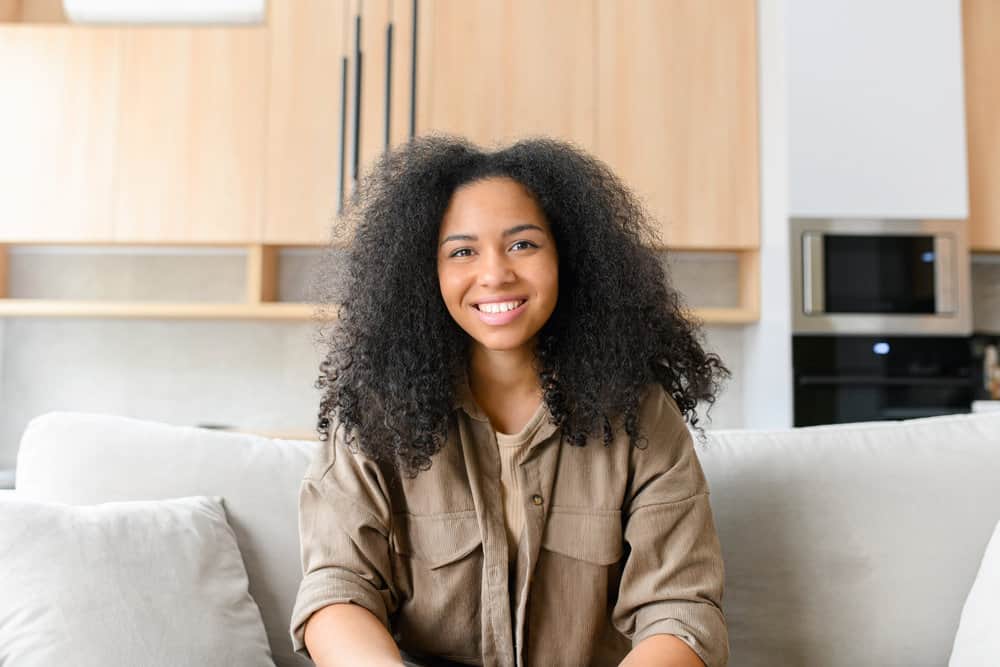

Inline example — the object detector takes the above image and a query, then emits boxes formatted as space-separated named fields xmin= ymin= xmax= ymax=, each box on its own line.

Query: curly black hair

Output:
xmin=310 ymin=134 xmax=729 ymax=479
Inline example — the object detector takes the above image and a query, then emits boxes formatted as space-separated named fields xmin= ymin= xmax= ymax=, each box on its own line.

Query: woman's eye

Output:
xmin=449 ymin=248 xmax=473 ymax=258
xmin=510 ymin=240 xmax=538 ymax=251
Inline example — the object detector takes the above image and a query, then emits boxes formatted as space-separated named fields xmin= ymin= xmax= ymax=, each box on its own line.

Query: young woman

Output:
xmin=290 ymin=136 xmax=731 ymax=667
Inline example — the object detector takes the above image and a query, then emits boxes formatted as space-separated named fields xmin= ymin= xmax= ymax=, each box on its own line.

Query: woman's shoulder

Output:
xmin=626 ymin=383 xmax=709 ymax=500
xmin=635 ymin=382 xmax=688 ymax=434
xmin=303 ymin=414 xmax=391 ymax=483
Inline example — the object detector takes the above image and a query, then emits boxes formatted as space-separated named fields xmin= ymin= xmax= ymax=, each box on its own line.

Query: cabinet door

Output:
xmin=264 ymin=0 xmax=414 ymax=245
xmin=597 ymin=0 xmax=759 ymax=249
xmin=416 ymin=0 xmax=597 ymax=150
xmin=113 ymin=27 xmax=268 ymax=243
xmin=263 ymin=0 xmax=348 ymax=245
xmin=0 ymin=27 xmax=119 ymax=241
xmin=356 ymin=0 xmax=416 ymax=176
xmin=964 ymin=0 xmax=1000 ymax=251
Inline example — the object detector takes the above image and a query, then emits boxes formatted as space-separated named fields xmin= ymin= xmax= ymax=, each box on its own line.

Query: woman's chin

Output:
xmin=468 ymin=331 xmax=535 ymax=354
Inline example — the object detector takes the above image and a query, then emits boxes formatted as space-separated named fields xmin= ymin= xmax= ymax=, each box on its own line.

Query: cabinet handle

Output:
xmin=385 ymin=20 xmax=393 ymax=150
xmin=409 ymin=0 xmax=418 ymax=139
xmin=337 ymin=53 xmax=348 ymax=216
xmin=352 ymin=12 xmax=363 ymax=197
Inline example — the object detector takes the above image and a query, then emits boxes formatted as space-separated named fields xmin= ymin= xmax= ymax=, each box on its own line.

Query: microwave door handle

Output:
xmin=802 ymin=232 xmax=825 ymax=314
xmin=934 ymin=236 xmax=956 ymax=314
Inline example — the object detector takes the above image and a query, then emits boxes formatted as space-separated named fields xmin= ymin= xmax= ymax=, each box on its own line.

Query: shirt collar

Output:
xmin=453 ymin=370 xmax=560 ymax=445
xmin=453 ymin=369 xmax=489 ymax=422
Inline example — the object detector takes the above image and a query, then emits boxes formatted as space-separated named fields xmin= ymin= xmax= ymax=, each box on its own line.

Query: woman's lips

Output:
xmin=473 ymin=300 xmax=527 ymax=326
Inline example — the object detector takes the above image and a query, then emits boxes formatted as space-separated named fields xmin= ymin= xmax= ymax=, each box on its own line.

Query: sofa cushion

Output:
xmin=14 ymin=412 xmax=317 ymax=667
xmin=699 ymin=412 xmax=1000 ymax=667
xmin=949 ymin=517 xmax=1000 ymax=666
xmin=0 ymin=495 xmax=274 ymax=667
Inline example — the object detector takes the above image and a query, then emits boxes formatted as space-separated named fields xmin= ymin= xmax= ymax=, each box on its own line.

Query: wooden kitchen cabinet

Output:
xmin=596 ymin=0 xmax=759 ymax=249
xmin=263 ymin=0 xmax=415 ymax=245
xmin=414 ymin=0 xmax=598 ymax=151
xmin=263 ymin=0 xmax=348 ymax=245
xmin=356 ymin=0 xmax=416 ymax=171
xmin=0 ymin=27 xmax=119 ymax=241
xmin=112 ymin=27 xmax=269 ymax=243
xmin=963 ymin=0 xmax=1000 ymax=252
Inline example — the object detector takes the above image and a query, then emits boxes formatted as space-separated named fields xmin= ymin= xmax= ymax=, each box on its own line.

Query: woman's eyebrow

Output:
xmin=439 ymin=223 xmax=546 ymax=247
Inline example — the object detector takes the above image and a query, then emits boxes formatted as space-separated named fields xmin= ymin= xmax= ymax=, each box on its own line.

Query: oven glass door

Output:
xmin=824 ymin=235 xmax=935 ymax=313
xmin=792 ymin=335 xmax=974 ymax=427
xmin=794 ymin=377 xmax=972 ymax=426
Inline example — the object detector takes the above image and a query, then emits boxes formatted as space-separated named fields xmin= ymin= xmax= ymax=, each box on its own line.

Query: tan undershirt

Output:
xmin=494 ymin=399 xmax=548 ymax=641
xmin=494 ymin=400 xmax=548 ymax=565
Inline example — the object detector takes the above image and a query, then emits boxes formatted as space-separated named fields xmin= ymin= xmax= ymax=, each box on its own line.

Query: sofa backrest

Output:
xmin=15 ymin=410 xmax=1000 ymax=666
xmin=15 ymin=412 xmax=317 ymax=667
xmin=699 ymin=412 xmax=1000 ymax=667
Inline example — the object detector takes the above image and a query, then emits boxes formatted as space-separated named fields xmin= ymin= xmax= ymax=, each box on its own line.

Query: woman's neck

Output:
xmin=467 ymin=342 xmax=542 ymax=408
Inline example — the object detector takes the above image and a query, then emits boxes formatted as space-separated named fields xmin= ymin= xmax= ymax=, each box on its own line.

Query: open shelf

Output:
xmin=0 ymin=243 xmax=760 ymax=324
xmin=0 ymin=299 xmax=318 ymax=319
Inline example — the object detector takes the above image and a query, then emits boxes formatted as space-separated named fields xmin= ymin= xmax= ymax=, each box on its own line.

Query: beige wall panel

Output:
xmin=597 ymin=0 xmax=759 ymax=249
xmin=0 ymin=1 xmax=21 ymax=21
xmin=964 ymin=0 xmax=1000 ymax=251
xmin=264 ymin=0 xmax=348 ymax=245
xmin=17 ymin=0 xmax=64 ymax=22
xmin=0 ymin=27 xmax=119 ymax=241
xmin=114 ymin=28 xmax=268 ymax=243
xmin=417 ymin=0 xmax=597 ymax=151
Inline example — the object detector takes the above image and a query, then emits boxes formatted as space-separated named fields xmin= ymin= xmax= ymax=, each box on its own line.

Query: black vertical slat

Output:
xmin=337 ymin=54 xmax=348 ymax=215
xmin=385 ymin=22 xmax=394 ymax=150
xmin=409 ymin=0 xmax=418 ymax=139
xmin=352 ymin=13 xmax=363 ymax=196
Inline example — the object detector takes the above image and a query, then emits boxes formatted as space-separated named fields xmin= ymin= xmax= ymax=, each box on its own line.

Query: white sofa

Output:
xmin=7 ymin=409 xmax=1000 ymax=666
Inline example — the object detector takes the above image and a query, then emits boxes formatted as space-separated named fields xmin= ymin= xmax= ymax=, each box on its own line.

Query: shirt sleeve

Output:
xmin=611 ymin=386 xmax=729 ymax=667
xmin=288 ymin=422 xmax=399 ymax=659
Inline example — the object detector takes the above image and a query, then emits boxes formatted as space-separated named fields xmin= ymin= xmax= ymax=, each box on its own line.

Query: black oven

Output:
xmin=793 ymin=335 xmax=975 ymax=427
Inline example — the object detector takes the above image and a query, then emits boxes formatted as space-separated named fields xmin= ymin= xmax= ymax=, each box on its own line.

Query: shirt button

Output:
xmin=531 ymin=494 xmax=543 ymax=506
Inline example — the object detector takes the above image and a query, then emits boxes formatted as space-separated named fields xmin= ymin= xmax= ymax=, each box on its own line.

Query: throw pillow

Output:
xmin=949 ymin=518 xmax=1000 ymax=666
xmin=0 ymin=495 xmax=274 ymax=667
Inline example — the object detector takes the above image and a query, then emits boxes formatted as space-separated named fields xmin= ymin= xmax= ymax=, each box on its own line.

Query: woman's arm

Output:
xmin=290 ymin=430 xmax=402 ymax=662
xmin=611 ymin=387 xmax=729 ymax=667
xmin=618 ymin=634 xmax=706 ymax=667
xmin=304 ymin=603 xmax=405 ymax=667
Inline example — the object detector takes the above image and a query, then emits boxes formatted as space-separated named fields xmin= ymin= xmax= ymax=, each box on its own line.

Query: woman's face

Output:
xmin=437 ymin=177 xmax=559 ymax=354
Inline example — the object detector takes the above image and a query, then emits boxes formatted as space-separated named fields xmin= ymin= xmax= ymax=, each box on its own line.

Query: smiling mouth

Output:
xmin=473 ymin=299 xmax=527 ymax=313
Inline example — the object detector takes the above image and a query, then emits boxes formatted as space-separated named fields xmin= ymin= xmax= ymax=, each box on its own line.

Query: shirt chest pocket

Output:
xmin=390 ymin=510 xmax=482 ymax=568
xmin=389 ymin=511 xmax=484 ymax=662
xmin=541 ymin=508 xmax=624 ymax=565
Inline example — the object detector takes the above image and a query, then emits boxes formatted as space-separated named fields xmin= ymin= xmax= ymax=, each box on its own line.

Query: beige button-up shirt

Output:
xmin=290 ymin=381 xmax=729 ymax=667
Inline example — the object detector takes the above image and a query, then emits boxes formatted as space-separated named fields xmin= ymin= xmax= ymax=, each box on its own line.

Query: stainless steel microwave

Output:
xmin=791 ymin=219 xmax=972 ymax=335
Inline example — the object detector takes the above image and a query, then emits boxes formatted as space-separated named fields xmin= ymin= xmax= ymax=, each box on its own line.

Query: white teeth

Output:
xmin=478 ymin=300 xmax=524 ymax=314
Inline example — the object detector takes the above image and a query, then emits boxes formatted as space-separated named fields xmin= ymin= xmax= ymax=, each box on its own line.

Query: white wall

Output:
xmin=742 ymin=0 xmax=793 ymax=430
xmin=787 ymin=0 xmax=967 ymax=218
xmin=0 ymin=318 xmax=324 ymax=470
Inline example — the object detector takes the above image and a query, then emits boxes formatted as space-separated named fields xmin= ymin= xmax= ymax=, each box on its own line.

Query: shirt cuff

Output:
xmin=632 ymin=609 xmax=729 ymax=667
xmin=289 ymin=568 xmax=392 ymax=657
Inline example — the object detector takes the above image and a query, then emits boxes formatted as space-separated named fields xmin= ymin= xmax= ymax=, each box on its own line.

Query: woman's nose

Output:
xmin=478 ymin=250 xmax=515 ymax=287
